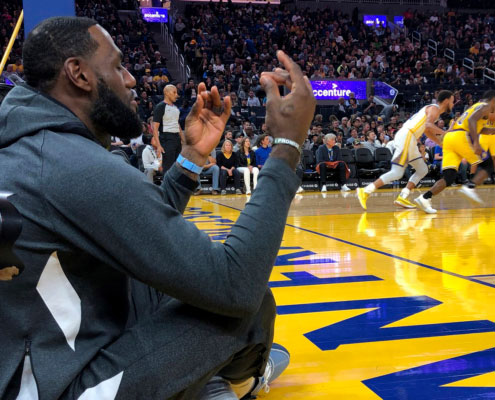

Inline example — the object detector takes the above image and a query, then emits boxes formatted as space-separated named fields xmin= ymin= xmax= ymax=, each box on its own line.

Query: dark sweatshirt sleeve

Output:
xmin=159 ymin=164 xmax=198 ymax=214
xmin=42 ymin=139 xmax=299 ymax=318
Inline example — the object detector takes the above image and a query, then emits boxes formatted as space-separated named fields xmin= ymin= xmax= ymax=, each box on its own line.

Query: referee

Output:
xmin=152 ymin=84 xmax=184 ymax=172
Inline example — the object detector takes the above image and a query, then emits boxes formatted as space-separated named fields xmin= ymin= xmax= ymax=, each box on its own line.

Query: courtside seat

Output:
xmin=354 ymin=148 xmax=383 ymax=179
xmin=340 ymin=148 xmax=357 ymax=179
xmin=374 ymin=147 xmax=392 ymax=171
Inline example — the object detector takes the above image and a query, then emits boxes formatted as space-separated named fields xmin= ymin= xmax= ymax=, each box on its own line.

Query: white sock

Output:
xmin=364 ymin=183 xmax=376 ymax=194
xmin=400 ymin=188 xmax=410 ymax=199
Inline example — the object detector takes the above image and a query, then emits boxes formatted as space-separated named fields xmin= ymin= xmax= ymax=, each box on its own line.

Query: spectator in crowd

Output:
xmin=362 ymin=131 xmax=381 ymax=154
xmin=362 ymin=95 xmax=378 ymax=115
xmin=246 ymin=90 xmax=261 ymax=107
xmin=311 ymin=134 xmax=324 ymax=157
xmin=142 ymin=135 xmax=162 ymax=182
xmin=346 ymin=128 xmax=359 ymax=147
xmin=237 ymin=137 xmax=259 ymax=195
xmin=199 ymin=149 xmax=221 ymax=195
xmin=219 ymin=129 xmax=234 ymax=148
xmin=233 ymin=131 xmax=244 ymax=152
xmin=316 ymin=133 xmax=350 ymax=192
xmin=217 ymin=139 xmax=242 ymax=194
xmin=244 ymin=124 xmax=259 ymax=147
xmin=255 ymin=134 xmax=272 ymax=169
xmin=432 ymin=143 xmax=443 ymax=168
xmin=380 ymin=104 xmax=399 ymax=124
xmin=347 ymin=97 xmax=361 ymax=115
xmin=418 ymin=143 xmax=430 ymax=164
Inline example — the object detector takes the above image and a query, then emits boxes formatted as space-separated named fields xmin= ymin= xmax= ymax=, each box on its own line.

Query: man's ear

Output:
xmin=63 ymin=57 xmax=94 ymax=93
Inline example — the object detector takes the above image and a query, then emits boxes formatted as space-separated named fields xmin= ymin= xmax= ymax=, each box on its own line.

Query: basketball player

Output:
xmin=415 ymin=90 xmax=495 ymax=213
xmin=357 ymin=90 xmax=454 ymax=210
xmin=477 ymin=111 xmax=495 ymax=175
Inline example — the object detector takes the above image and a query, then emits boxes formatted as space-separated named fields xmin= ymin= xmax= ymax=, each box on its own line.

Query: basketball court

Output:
xmin=185 ymin=186 xmax=495 ymax=399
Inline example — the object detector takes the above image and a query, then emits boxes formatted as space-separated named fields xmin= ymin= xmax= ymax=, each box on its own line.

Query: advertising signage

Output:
xmin=394 ymin=16 xmax=404 ymax=28
xmin=310 ymin=80 xmax=367 ymax=101
xmin=374 ymin=81 xmax=397 ymax=101
xmin=363 ymin=15 xmax=387 ymax=27
xmin=141 ymin=7 xmax=168 ymax=23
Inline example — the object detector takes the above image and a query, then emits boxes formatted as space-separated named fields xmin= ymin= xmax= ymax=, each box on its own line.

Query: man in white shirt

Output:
xmin=142 ymin=136 xmax=162 ymax=182
xmin=246 ymin=91 xmax=261 ymax=107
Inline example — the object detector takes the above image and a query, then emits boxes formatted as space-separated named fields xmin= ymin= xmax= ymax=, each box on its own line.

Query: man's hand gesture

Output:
xmin=182 ymin=83 xmax=231 ymax=167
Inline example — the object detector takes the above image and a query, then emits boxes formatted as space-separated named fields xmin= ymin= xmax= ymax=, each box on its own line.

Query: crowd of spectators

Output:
xmin=1 ymin=0 xmax=172 ymax=127
xmin=1 ymin=1 xmax=23 ymax=80
xmin=175 ymin=3 xmax=495 ymax=113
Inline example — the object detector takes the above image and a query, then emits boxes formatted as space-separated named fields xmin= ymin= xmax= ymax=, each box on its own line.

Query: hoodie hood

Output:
xmin=0 ymin=84 xmax=95 ymax=148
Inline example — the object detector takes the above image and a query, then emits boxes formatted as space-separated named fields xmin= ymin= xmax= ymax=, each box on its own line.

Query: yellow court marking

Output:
xmin=444 ymin=371 xmax=495 ymax=387
xmin=186 ymin=188 xmax=495 ymax=399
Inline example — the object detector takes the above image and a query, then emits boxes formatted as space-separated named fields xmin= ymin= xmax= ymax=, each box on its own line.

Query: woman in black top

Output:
xmin=236 ymin=137 xmax=259 ymax=195
xmin=216 ymin=139 xmax=241 ymax=194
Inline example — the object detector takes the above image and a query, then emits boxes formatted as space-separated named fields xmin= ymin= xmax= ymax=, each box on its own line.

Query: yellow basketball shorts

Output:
xmin=442 ymin=130 xmax=482 ymax=170
xmin=480 ymin=134 xmax=495 ymax=157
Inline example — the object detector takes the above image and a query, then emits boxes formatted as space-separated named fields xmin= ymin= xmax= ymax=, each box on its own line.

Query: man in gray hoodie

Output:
xmin=0 ymin=17 xmax=315 ymax=400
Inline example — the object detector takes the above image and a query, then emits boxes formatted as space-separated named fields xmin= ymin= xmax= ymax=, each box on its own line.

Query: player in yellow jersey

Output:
xmin=415 ymin=90 xmax=495 ymax=213
xmin=479 ymin=111 xmax=495 ymax=166
xmin=357 ymin=90 xmax=454 ymax=210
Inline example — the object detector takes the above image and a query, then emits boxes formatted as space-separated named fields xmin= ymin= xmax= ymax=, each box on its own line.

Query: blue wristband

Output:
xmin=176 ymin=154 xmax=203 ymax=174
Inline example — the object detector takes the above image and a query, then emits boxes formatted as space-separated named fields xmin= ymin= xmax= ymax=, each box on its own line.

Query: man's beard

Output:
xmin=89 ymin=79 xmax=142 ymax=140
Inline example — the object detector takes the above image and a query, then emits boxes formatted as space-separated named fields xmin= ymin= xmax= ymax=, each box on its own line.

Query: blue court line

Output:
xmin=470 ymin=274 xmax=495 ymax=278
xmin=201 ymin=199 xmax=495 ymax=290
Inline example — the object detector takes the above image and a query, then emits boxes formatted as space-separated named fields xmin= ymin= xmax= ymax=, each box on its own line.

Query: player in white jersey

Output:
xmin=357 ymin=90 xmax=454 ymax=210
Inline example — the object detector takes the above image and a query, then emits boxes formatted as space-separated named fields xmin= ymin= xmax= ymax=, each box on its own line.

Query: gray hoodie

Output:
xmin=0 ymin=85 xmax=299 ymax=398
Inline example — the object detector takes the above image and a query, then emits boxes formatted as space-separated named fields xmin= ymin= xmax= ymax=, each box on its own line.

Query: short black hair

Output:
xmin=437 ymin=90 xmax=453 ymax=103
xmin=482 ymin=90 xmax=495 ymax=101
xmin=142 ymin=135 xmax=152 ymax=145
xmin=23 ymin=17 xmax=99 ymax=92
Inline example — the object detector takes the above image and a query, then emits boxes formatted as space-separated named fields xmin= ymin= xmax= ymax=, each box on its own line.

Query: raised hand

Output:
xmin=182 ymin=83 xmax=231 ymax=167
xmin=260 ymin=51 xmax=316 ymax=147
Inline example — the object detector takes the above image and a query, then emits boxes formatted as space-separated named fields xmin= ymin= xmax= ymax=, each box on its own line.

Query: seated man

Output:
xmin=316 ymin=133 xmax=351 ymax=192
xmin=0 ymin=18 xmax=316 ymax=399
xmin=142 ymin=135 xmax=162 ymax=182
xmin=361 ymin=131 xmax=381 ymax=155
xmin=198 ymin=149 xmax=220 ymax=195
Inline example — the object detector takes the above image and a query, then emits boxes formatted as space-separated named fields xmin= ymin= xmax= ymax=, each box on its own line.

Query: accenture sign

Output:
xmin=141 ymin=8 xmax=168 ymax=23
xmin=310 ymin=80 xmax=367 ymax=101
